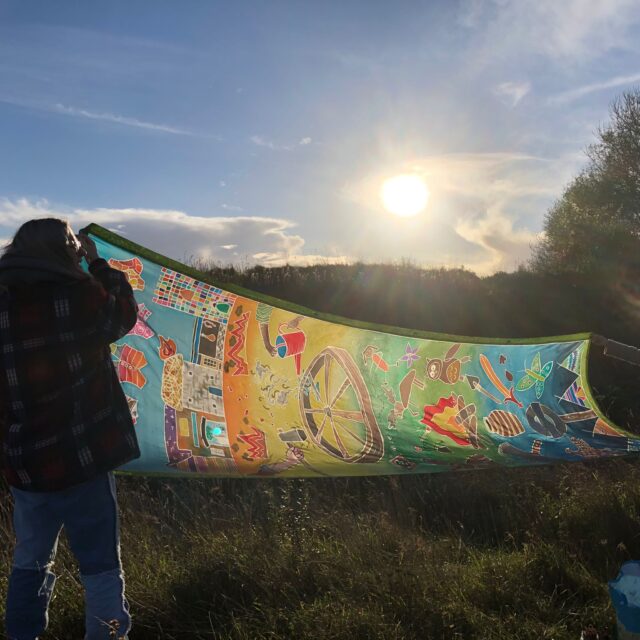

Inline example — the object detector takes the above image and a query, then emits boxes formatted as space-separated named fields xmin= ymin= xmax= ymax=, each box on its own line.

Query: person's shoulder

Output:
xmin=47 ymin=276 xmax=107 ymax=307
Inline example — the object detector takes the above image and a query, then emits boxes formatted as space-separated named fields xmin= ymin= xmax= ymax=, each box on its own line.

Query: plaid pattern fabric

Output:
xmin=0 ymin=259 xmax=140 ymax=491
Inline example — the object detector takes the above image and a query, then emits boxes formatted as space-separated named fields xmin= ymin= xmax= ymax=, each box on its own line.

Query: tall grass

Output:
xmin=1 ymin=262 xmax=639 ymax=639
xmin=4 ymin=463 xmax=639 ymax=639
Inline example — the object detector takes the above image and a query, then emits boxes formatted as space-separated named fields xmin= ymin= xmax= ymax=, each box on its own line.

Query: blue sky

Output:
xmin=1 ymin=0 xmax=640 ymax=274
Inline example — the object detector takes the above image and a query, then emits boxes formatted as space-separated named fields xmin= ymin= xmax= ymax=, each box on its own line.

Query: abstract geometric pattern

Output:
xmin=153 ymin=268 xmax=235 ymax=321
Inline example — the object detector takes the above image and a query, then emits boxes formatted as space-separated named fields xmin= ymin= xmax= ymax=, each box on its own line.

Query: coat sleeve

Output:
xmin=87 ymin=258 xmax=138 ymax=343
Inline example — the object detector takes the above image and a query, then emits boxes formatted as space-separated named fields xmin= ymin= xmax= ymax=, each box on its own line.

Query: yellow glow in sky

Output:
xmin=381 ymin=174 xmax=430 ymax=217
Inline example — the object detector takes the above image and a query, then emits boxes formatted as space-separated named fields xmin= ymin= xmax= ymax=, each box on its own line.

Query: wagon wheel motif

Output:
xmin=299 ymin=347 xmax=384 ymax=463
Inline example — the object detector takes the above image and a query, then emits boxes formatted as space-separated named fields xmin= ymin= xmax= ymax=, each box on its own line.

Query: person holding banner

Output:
xmin=0 ymin=218 xmax=140 ymax=640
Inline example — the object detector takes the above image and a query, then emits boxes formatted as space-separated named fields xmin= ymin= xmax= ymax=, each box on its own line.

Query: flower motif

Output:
xmin=399 ymin=343 xmax=420 ymax=368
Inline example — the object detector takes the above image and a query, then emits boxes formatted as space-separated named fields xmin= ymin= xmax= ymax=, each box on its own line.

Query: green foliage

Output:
xmin=532 ymin=90 xmax=640 ymax=278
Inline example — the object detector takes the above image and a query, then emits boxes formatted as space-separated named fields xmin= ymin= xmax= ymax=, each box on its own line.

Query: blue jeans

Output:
xmin=5 ymin=473 xmax=131 ymax=640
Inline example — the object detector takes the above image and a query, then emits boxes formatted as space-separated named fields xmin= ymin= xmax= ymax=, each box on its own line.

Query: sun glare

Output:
xmin=381 ymin=174 xmax=429 ymax=217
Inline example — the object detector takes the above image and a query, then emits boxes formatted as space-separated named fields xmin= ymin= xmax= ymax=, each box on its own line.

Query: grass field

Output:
xmin=3 ymin=460 xmax=640 ymax=639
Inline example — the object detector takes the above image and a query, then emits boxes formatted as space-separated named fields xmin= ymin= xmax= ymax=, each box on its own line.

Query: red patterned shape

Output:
xmin=228 ymin=312 xmax=249 ymax=376
xmin=117 ymin=344 xmax=148 ymax=388
xmin=238 ymin=426 xmax=267 ymax=459
xmin=421 ymin=395 xmax=472 ymax=447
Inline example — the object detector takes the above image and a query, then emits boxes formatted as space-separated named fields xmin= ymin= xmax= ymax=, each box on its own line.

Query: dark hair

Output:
xmin=2 ymin=218 xmax=86 ymax=277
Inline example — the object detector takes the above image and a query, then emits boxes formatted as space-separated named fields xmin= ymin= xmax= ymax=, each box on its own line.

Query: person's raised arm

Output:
xmin=78 ymin=231 xmax=138 ymax=343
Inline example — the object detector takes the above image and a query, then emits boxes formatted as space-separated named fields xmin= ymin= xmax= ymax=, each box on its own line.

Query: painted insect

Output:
xmin=381 ymin=370 xmax=423 ymax=429
xmin=516 ymin=352 xmax=553 ymax=399
xmin=362 ymin=345 xmax=390 ymax=373
xmin=425 ymin=343 xmax=470 ymax=384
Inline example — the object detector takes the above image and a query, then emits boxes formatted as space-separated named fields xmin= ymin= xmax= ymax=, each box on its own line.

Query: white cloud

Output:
xmin=494 ymin=81 xmax=531 ymax=107
xmin=549 ymin=72 xmax=640 ymax=104
xmin=454 ymin=207 xmax=541 ymax=274
xmin=429 ymin=153 xmax=580 ymax=273
xmin=429 ymin=153 xmax=583 ymax=273
xmin=220 ymin=203 xmax=243 ymax=212
xmin=0 ymin=198 xmax=335 ymax=266
xmin=299 ymin=137 xmax=312 ymax=145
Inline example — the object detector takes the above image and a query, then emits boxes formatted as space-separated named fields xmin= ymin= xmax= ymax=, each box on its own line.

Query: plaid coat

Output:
xmin=0 ymin=258 xmax=140 ymax=491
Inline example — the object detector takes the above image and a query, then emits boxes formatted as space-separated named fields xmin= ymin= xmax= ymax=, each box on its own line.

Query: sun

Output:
xmin=381 ymin=174 xmax=430 ymax=217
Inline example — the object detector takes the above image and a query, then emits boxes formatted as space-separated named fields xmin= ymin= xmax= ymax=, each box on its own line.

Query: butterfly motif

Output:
xmin=516 ymin=353 xmax=553 ymax=399
xmin=111 ymin=344 xmax=148 ymax=388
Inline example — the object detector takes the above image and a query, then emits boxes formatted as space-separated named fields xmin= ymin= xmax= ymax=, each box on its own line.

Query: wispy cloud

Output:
xmin=250 ymin=135 xmax=313 ymax=151
xmin=251 ymin=252 xmax=348 ymax=267
xmin=0 ymin=96 xmax=201 ymax=136
xmin=549 ymin=72 xmax=640 ymax=104
xmin=494 ymin=81 xmax=531 ymax=107
xmin=250 ymin=135 xmax=292 ymax=151
xmin=52 ymin=103 xmax=197 ymax=135
xmin=344 ymin=152 xmax=564 ymax=206
xmin=459 ymin=0 xmax=640 ymax=63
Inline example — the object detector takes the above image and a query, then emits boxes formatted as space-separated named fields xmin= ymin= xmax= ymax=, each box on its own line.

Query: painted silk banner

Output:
xmin=87 ymin=225 xmax=639 ymax=479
